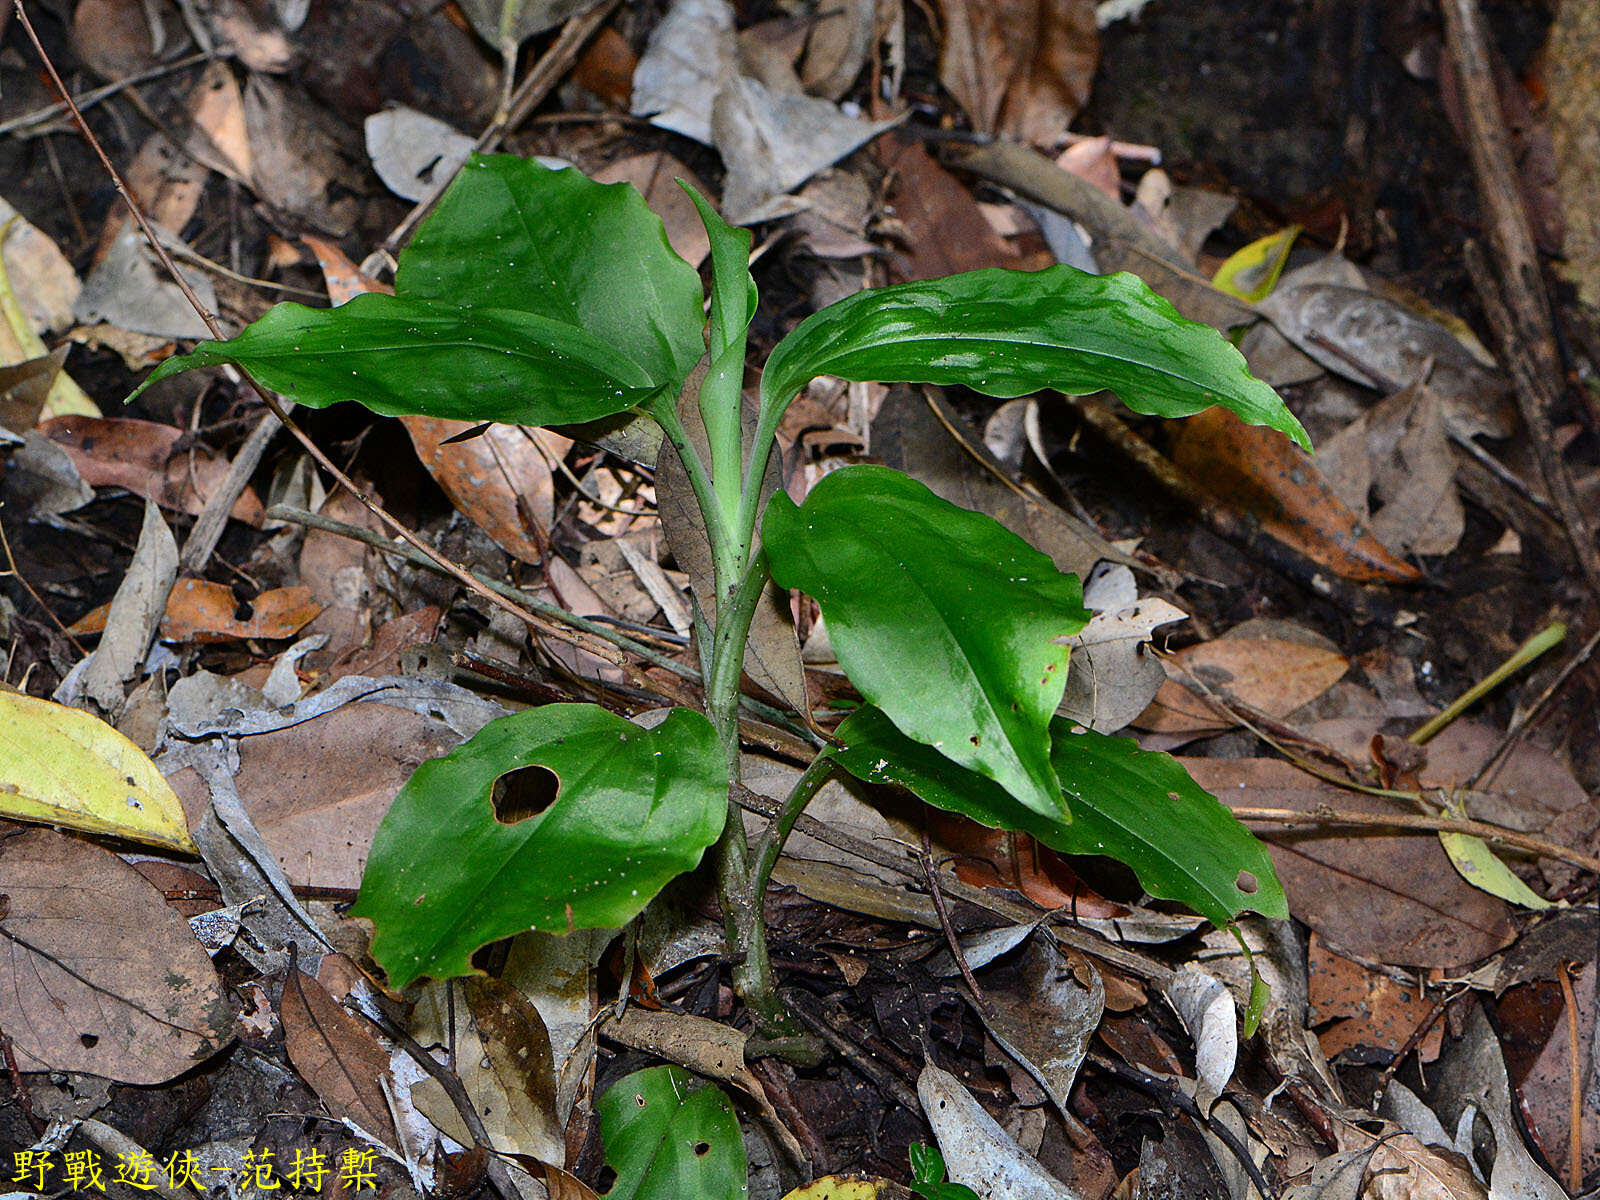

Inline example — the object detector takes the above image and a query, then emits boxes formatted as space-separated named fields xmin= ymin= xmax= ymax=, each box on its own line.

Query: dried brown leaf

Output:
xmin=0 ymin=828 xmax=230 ymax=1084
xmin=280 ymin=965 xmax=397 ymax=1146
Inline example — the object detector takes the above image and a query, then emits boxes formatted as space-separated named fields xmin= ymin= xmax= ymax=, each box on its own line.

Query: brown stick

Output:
xmin=1230 ymin=806 xmax=1600 ymax=877
xmin=1439 ymin=0 xmax=1600 ymax=601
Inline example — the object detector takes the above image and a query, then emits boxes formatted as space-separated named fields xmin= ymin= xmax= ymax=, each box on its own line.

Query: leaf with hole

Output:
xmin=136 ymin=156 xmax=706 ymax=426
xmin=760 ymin=266 xmax=1310 ymax=451
xmin=598 ymin=1065 xmax=747 ymax=1200
xmin=832 ymin=706 xmax=1286 ymax=926
xmin=350 ymin=703 xmax=726 ymax=990
xmin=765 ymin=465 xmax=1089 ymax=819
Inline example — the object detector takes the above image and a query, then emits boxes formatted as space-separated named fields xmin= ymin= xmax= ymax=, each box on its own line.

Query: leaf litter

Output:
xmin=0 ymin=1 xmax=1595 ymax=1197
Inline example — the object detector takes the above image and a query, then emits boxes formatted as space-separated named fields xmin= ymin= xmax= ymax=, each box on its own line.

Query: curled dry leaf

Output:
xmin=72 ymin=580 xmax=322 ymax=644
xmin=0 ymin=828 xmax=230 ymax=1084
xmin=917 ymin=1065 xmax=1082 ymax=1199
xmin=1171 ymin=407 xmax=1422 ymax=585
xmin=280 ymin=965 xmax=398 ymax=1148
xmin=42 ymin=415 xmax=264 ymax=523
xmin=410 ymin=976 xmax=563 ymax=1164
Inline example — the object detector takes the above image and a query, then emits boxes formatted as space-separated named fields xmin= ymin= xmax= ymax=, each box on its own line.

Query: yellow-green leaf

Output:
xmin=1439 ymin=832 xmax=1553 ymax=910
xmin=1212 ymin=226 xmax=1300 ymax=303
xmin=0 ymin=692 xmax=196 ymax=854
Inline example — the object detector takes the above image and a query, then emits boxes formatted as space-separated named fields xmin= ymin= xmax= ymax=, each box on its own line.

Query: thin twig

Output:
xmin=1467 ymin=624 xmax=1600 ymax=790
xmin=0 ymin=50 xmax=210 ymax=138
xmin=1558 ymin=960 xmax=1584 ymax=1194
xmin=1230 ymin=807 xmax=1600 ymax=876
xmin=0 ymin=503 xmax=86 ymax=656
xmin=920 ymin=828 xmax=993 ymax=1017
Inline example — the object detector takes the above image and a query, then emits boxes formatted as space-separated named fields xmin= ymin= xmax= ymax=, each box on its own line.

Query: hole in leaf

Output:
xmin=1235 ymin=871 xmax=1259 ymax=894
xmin=491 ymin=765 xmax=561 ymax=824
xmin=233 ymin=599 xmax=255 ymax=622
xmin=693 ymin=1142 xmax=711 ymax=1157
xmin=968 ymin=735 xmax=980 ymax=747
xmin=595 ymin=1167 xmax=617 ymax=1192
xmin=80 ymin=1033 xmax=98 ymax=1048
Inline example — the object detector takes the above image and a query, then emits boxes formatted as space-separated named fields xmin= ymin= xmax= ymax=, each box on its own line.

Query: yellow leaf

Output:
xmin=0 ymin=218 xmax=98 ymax=419
xmin=1439 ymin=831 xmax=1554 ymax=911
xmin=1212 ymin=226 xmax=1300 ymax=303
xmin=0 ymin=692 xmax=196 ymax=854
xmin=781 ymin=1177 xmax=914 ymax=1200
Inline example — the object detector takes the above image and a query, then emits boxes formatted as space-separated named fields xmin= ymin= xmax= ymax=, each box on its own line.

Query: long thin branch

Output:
xmin=1230 ymin=807 xmax=1600 ymax=876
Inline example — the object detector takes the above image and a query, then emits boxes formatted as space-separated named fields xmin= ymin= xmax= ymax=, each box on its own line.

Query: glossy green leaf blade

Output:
xmin=833 ymin=706 xmax=1287 ymax=925
xmin=598 ymin=1066 xmax=747 ymax=1200
xmin=351 ymin=704 xmax=726 ymax=990
xmin=133 ymin=293 xmax=661 ymax=425
xmin=399 ymin=155 xmax=706 ymax=389
xmin=765 ymin=465 xmax=1090 ymax=818
xmin=761 ymin=266 xmax=1310 ymax=448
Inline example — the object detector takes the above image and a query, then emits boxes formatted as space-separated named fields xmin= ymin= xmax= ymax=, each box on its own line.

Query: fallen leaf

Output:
xmin=402 ymin=417 xmax=571 ymax=566
xmin=411 ymin=976 xmax=563 ymax=1164
xmin=1164 ymin=968 xmax=1236 ymax=1098
xmin=280 ymin=964 xmax=397 ymax=1147
xmin=167 ymin=700 xmax=466 ymax=891
xmin=875 ymin=134 xmax=1023 ymax=280
xmin=1307 ymin=934 xmax=1443 ymax=1063
xmin=1135 ymin=619 xmax=1348 ymax=736
xmin=42 ymin=415 xmax=264 ymax=523
xmin=918 ymin=1065 xmax=1076 ymax=1199
xmin=364 ymin=107 xmax=476 ymax=203
xmin=932 ymin=0 xmax=1098 ymax=146
xmin=1544 ymin=0 xmax=1600 ymax=306
xmin=73 ymin=580 xmax=322 ymax=643
xmin=185 ymin=60 xmax=254 ymax=182
xmin=1188 ymin=757 xmax=1516 ymax=968
xmin=1172 ymin=407 xmax=1423 ymax=583
xmin=0 ymin=827 xmax=230 ymax=1083
xmin=80 ymin=499 xmax=178 ymax=712
xmin=1314 ymin=382 xmax=1465 ymax=558
xmin=0 ymin=691 xmax=195 ymax=853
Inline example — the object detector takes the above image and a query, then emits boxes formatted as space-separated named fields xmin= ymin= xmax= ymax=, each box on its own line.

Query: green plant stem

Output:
xmin=651 ymin=400 xmax=743 ymax=586
xmin=705 ymin=553 xmax=795 ymax=1034
xmin=748 ymin=751 xmax=837 ymax=906
xmin=1408 ymin=620 xmax=1567 ymax=746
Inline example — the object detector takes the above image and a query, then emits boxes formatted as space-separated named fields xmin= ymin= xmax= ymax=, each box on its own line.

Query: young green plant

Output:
xmin=136 ymin=155 xmax=1299 ymax=1029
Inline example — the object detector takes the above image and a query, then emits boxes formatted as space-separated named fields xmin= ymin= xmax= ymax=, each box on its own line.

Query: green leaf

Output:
xmin=135 ymin=293 xmax=661 ymax=425
xmin=598 ymin=1066 xmax=747 ymax=1200
xmin=832 ymin=706 xmax=1287 ymax=926
xmin=135 ymin=155 xmax=707 ymax=426
xmin=761 ymin=266 xmax=1310 ymax=449
xmin=351 ymin=704 xmax=726 ymax=990
xmin=764 ymin=465 xmax=1090 ymax=819
xmin=399 ymin=156 xmax=705 ymax=389
xmin=909 ymin=1144 xmax=982 ymax=1200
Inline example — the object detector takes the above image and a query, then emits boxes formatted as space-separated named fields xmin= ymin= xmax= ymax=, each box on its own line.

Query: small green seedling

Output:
xmin=139 ymin=155 xmax=1297 ymax=1028
xmin=908 ymin=1143 xmax=982 ymax=1200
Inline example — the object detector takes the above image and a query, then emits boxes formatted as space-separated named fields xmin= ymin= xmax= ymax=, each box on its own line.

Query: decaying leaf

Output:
xmin=411 ymin=976 xmax=563 ymax=1164
xmin=0 ymin=692 xmax=195 ymax=852
xmin=932 ymin=0 xmax=1098 ymax=146
xmin=1136 ymin=619 xmax=1348 ymax=737
xmin=0 ymin=828 xmax=229 ymax=1083
xmin=280 ymin=964 xmax=398 ymax=1147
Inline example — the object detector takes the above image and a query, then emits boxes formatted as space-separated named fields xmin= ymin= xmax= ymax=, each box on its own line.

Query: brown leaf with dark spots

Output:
xmin=0 ymin=828 xmax=232 ymax=1084
xmin=42 ymin=415 xmax=264 ymax=524
xmin=1172 ymin=407 xmax=1423 ymax=583
xmin=280 ymin=965 xmax=397 ymax=1147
